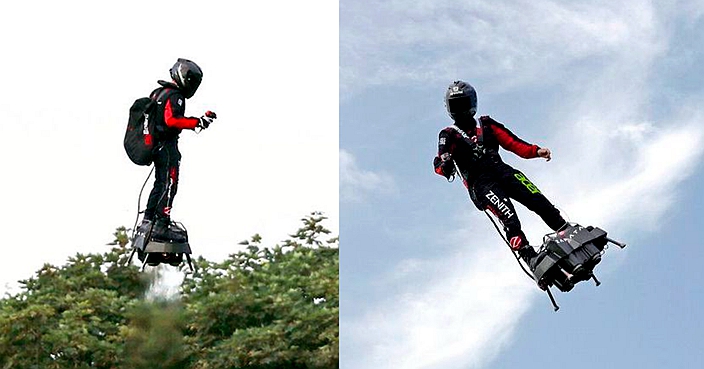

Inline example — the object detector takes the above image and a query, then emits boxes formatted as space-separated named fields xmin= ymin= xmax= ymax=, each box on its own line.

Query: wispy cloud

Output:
xmin=340 ymin=149 xmax=396 ymax=203
xmin=548 ymin=115 xmax=704 ymax=235
xmin=341 ymin=0 xmax=661 ymax=96
xmin=342 ymin=2 xmax=704 ymax=368
xmin=347 ymin=234 xmax=537 ymax=369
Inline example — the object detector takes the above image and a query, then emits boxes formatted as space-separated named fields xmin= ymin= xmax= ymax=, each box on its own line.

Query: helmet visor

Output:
xmin=188 ymin=74 xmax=202 ymax=92
xmin=447 ymin=96 xmax=476 ymax=116
xmin=181 ymin=74 xmax=202 ymax=98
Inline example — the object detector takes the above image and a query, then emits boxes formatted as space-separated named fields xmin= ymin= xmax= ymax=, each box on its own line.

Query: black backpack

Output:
xmin=124 ymin=88 xmax=174 ymax=166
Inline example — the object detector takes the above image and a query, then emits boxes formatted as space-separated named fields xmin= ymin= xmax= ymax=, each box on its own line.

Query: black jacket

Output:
xmin=149 ymin=81 xmax=200 ymax=142
xmin=434 ymin=115 xmax=540 ymax=184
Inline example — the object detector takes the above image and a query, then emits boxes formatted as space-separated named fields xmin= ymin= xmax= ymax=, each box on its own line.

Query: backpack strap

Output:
xmin=148 ymin=87 xmax=180 ymax=142
xmin=447 ymin=124 xmax=474 ymax=145
xmin=448 ymin=122 xmax=488 ymax=159
xmin=447 ymin=117 xmax=485 ymax=150
xmin=151 ymin=87 xmax=176 ymax=103
xmin=475 ymin=117 xmax=484 ymax=145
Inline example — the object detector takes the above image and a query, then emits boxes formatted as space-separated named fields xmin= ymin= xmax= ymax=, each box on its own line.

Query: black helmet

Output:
xmin=444 ymin=80 xmax=477 ymax=120
xmin=170 ymin=58 xmax=203 ymax=99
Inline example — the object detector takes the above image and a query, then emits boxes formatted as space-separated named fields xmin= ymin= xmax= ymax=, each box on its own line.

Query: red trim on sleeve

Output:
xmin=435 ymin=164 xmax=445 ymax=176
xmin=492 ymin=125 xmax=539 ymax=158
xmin=164 ymin=99 xmax=199 ymax=130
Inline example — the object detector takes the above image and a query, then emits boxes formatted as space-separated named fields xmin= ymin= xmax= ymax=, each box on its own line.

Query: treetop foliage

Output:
xmin=0 ymin=212 xmax=338 ymax=369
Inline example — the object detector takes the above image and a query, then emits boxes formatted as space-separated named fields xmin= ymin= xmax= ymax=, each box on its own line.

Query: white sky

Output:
xmin=0 ymin=0 xmax=338 ymax=293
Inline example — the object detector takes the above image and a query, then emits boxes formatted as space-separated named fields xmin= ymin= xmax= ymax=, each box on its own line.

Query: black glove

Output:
xmin=441 ymin=160 xmax=456 ymax=179
xmin=198 ymin=110 xmax=217 ymax=129
xmin=434 ymin=155 xmax=456 ymax=180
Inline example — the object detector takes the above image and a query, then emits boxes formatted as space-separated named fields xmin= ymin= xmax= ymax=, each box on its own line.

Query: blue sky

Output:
xmin=341 ymin=1 xmax=704 ymax=368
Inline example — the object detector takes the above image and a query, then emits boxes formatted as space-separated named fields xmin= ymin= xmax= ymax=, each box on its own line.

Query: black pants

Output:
xmin=469 ymin=165 xmax=565 ymax=249
xmin=144 ymin=142 xmax=181 ymax=221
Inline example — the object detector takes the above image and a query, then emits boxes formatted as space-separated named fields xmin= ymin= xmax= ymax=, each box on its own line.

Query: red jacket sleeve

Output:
xmin=487 ymin=119 xmax=539 ymax=159
xmin=164 ymin=97 xmax=199 ymax=130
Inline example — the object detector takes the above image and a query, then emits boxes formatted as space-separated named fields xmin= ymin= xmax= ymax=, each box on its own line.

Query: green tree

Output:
xmin=122 ymin=300 xmax=189 ymax=369
xmin=0 ymin=242 xmax=146 ymax=368
xmin=183 ymin=212 xmax=339 ymax=368
xmin=0 ymin=213 xmax=338 ymax=369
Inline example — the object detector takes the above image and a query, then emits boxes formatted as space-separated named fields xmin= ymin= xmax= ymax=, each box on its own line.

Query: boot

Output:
xmin=139 ymin=218 xmax=153 ymax=228
xmin=151 ymin=218 xmax=187 ymax=243
xmin=517 ymin=245 xmax=543 ymax=272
